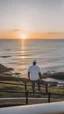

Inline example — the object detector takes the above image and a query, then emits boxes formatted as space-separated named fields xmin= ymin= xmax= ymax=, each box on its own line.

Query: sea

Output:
xmin=0 ymin=39 xmax=64 ymax=78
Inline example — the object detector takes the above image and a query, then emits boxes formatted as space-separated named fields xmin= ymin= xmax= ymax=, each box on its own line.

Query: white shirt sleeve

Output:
xmin=38 ymin=67 xmax=41 ymax=73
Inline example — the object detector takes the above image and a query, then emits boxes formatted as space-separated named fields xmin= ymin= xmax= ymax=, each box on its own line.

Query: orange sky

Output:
xmin=29 ymin=33 xmax=64 ymax=39
xmin=0 ymin=30 xmax=64 ymax=39
xmin=0 ymin=1 xmax=64 ymax=38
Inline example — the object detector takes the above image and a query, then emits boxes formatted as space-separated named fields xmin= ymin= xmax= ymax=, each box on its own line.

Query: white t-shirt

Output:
xmin=28 ymin=65 xmax=41 ymax=80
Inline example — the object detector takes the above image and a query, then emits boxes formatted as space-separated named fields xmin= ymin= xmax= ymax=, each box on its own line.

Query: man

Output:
xmin=28 ymin=60 xmax=41 ymax=93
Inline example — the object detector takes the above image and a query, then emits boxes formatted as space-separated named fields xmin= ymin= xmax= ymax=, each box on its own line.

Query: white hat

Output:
xmin=33 ymin=59 xmax=37 ymax=63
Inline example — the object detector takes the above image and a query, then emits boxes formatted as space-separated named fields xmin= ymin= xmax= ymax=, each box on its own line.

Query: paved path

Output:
xmin=0 ymin=97 xmax=48 ymax=105
xmin=0 ymin=97 xmax=62 ymax=105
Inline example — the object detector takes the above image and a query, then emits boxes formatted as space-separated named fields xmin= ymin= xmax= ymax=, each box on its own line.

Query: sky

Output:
xmin=0 ymin=0 xmax=64 ymax=39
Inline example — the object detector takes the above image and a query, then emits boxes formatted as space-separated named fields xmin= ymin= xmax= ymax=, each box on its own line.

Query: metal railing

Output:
xmin=0 ymin=80 xmax=64 ymax=107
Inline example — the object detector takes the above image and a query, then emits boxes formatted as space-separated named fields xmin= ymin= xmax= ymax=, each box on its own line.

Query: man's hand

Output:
xmin=28 ymin=72 xmax=30 ymax=80
xmin=39 ymin=72 xmax=41 ymax=80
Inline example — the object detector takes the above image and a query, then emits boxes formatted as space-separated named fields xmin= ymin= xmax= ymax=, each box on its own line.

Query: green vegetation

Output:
xmin=0 ymin=83 xmax=25 ymax=97
xmin=0 ymin=82 xmax=64 ymax=98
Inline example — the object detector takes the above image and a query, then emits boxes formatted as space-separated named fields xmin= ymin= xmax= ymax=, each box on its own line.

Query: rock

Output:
xmin=0 ymin=64 xmax=14 ymax=73
xmin=6 ymin=49 xmax=11 ymax=51
xmin=41 ymin=72 xmax=64 ymax=80
xmin=0 ymin=56 xmax=11 ymax=58
xmin=15 ymin=73 xmax=21 ymax=75
xmin=48 ymin=82 xmax=58 ymax=87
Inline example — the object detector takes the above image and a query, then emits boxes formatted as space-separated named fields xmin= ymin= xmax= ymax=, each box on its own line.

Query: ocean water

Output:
xmin=0 ymin=39 xmax=64 ymax=77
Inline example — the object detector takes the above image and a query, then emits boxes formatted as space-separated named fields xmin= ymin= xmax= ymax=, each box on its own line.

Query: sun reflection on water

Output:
xmin=21 ymin=40 xmax=27 ymax=77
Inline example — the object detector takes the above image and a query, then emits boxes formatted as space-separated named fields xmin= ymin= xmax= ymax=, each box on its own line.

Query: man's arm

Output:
xmin=38 ymin=67 xmax=41 ymax=79
xmin=38 ymin=72 xmax=41 ymax=79
xmin=28 ymin=67 xmax=30 ymax=80
xmin=28 ymin=72 xmax=30 ymax=80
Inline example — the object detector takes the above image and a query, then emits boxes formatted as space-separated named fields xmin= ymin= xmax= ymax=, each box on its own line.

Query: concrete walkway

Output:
xmin=0 ymin=97 xmax=63 ymax=105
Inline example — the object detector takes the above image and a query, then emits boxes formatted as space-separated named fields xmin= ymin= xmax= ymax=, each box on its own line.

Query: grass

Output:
xmin=0 ymin=82 xmax=64 ymax=98
xmin=0 ymin=73 xmax=64 ymax=98
xmin=48 ymin=87 xmax=64 ymax=94
xmin=0 ymin=83 xmax=25 ymax=97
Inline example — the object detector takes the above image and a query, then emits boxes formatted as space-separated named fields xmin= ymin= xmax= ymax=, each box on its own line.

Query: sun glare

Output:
xmin=20 ymin=33 xmax=26 ymax=39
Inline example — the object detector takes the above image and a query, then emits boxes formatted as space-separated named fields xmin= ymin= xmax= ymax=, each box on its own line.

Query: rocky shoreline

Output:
xmin=0 ymin=64 xmax=28 ymax=82
xmin=0 ymin=64 xmax=14 ymax=74
xmin=41 ymin=71 xmax=64 ymax=80
xmin=0 ymin=64 xmax=64 ymax=85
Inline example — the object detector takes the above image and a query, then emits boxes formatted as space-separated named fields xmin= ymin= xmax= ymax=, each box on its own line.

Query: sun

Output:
xmin=20 ymin=33 xmax=26 ymax=39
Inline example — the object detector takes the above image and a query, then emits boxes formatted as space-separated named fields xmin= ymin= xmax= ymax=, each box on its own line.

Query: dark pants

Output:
xmin=31 ymin=80 xmax=40 ymax=93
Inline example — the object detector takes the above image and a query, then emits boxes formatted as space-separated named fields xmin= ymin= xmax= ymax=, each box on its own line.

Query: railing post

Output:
xmin=25 ymin=81 xmax=27 ymax=91
xmin=46 ymin=83 xmax=48 ymax=94
xmin=25 ymin=90 xmax=28 ymax=105
xmin=48 ymin=92 xmax=51 ymax=103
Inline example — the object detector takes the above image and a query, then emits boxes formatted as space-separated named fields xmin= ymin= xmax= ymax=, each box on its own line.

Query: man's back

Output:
xmin=28 ymin=65 xmax=40 ymax=80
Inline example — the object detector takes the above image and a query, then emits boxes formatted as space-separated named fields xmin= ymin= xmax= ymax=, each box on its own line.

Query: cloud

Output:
xmin=12 ymin=29 xmax=21 ymax=32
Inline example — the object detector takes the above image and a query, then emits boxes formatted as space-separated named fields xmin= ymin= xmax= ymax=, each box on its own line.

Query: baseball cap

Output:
xmin=33 ymin=59 xmax=37 ymax=63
